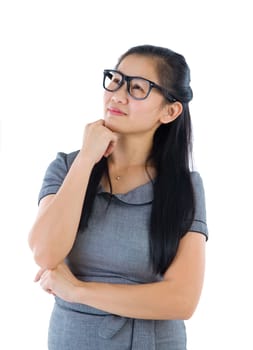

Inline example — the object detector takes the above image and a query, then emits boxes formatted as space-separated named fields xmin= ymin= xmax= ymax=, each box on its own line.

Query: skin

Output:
xmin=30 ymin=54 xmax=206 ymax=320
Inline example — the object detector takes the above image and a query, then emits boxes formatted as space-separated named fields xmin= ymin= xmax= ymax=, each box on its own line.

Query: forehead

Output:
xmin=117 ymin=54 xmax=159 ymax=81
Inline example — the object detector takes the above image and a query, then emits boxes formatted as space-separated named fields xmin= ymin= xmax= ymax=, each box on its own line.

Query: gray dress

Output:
xmin=38 ymin=151 xmax=208 ymax=350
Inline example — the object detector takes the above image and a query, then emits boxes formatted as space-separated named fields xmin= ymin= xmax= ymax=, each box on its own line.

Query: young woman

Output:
xmin=28 ymin=44 xmax=208 ymax=349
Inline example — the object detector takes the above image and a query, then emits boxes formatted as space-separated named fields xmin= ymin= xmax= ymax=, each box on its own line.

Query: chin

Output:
xmin=104 ymin=118 xmax=120 ymax=132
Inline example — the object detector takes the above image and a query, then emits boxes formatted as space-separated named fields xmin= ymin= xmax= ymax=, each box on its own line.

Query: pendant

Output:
xmin=115 ymin=176 xmax=121 ymax=181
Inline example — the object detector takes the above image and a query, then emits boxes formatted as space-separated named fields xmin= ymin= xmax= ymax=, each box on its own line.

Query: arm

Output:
xmin=28 ymin=120 xmax=118 ymax=269
xmin=28 ymin=152 xmax=94 ymax=269
xmin=38 ymin=232 xmax=206 ymax=320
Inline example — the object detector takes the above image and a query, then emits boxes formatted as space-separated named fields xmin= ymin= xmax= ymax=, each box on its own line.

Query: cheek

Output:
xmin=103 ymin=92 xmax=110 ymax=115
xmin=133 ymin=102 xmax=159 ymax=120
xmin=103 ymin=91 xmax=111 ymax=104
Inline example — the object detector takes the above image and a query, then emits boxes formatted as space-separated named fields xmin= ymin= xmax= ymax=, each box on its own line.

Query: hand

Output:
xmin=80 ymin=119 xmax=118 ymax=164
xmin=34 ymin=262 xmax=83 ymax=302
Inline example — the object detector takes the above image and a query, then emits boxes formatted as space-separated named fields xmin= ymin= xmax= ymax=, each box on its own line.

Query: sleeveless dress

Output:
xmin=38 ymin=151 xmax=208 ymax=350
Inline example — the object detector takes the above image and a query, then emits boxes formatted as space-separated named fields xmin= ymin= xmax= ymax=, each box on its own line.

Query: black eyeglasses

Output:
xmin=103 ymin=69 xmax=177 ymax=102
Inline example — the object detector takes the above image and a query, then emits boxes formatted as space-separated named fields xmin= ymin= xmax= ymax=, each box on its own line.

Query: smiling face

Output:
xmin=103 ymin=54 xmax=170 ymax=136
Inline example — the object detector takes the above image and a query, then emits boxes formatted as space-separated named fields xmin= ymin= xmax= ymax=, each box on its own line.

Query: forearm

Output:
xmin=29 ymin=152 xmax=95 ymax=268
xmin=74 ymin=280 xmax=196 ymax=320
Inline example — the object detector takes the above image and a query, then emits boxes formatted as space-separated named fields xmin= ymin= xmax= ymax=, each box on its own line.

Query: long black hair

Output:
xmin=78 ymin=44 xmax=195 ymax=276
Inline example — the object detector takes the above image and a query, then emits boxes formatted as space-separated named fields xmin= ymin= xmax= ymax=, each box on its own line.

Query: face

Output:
xmin=103 ymin=54 xmax=169 ymax=135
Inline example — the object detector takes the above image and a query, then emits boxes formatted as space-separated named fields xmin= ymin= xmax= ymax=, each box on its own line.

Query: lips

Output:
xmin=107 ymin=107 xmax=127 ymax=116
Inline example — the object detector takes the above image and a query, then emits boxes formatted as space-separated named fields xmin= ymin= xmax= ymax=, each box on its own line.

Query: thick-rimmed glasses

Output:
xmin=103 ymin=69 xmax=177 ymax=102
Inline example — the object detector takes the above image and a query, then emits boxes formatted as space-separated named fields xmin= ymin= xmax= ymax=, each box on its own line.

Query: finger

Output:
xmin=34 ymin=268 xmax=46 ymax=282
xmin=104 ymin=141 xmax=116 ymax=158
xmin=46 ymin=288 xmax=56 ymax=296
xmin=94 ymin=119 xmax=104 ymax=124
xmin=40 ymin=273 xmax=53 ymax=293
xmin=104 ymin=133 xmax=118 ymax=157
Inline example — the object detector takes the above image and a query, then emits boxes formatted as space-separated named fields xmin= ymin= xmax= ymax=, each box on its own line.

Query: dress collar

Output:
xmin=97 ymin=181 xmax=154 ymax=206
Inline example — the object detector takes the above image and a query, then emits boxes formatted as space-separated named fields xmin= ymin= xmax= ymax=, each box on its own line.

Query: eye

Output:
xmin=112 ymin=77 xmax=121 ymax=84
xmin=105 ymin=71 xmax=121 ymax=84
xmin=130 ymin=79 xmax=149 ymax=93
xmin=131 ymin=82 xmax=145 ymax=92
xmin=133 ymin=84 xmax=142 ymax=90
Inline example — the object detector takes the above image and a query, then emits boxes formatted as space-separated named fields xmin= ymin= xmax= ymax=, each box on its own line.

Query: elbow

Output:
xmin=32 ymin=247 xmax=61 ymax=270
xmin=35 ymin=254 xmax=60 ymax=270
xmin=182 ymin=306 xmax=196 ymax=320
xmin=28 ymin=229 xmax=61 ymax=269
xmin=162 ymin=278 xmax=202 ymax=320
xmin=168 ymin=303 xmax=196 ymax=321
xmin=178 ymin=297 xmax=199 ymax=320
xmin=28 ymin=228 xmax=35 ymax=252
xmin=163 ymin=287 xmax=199 ymax=320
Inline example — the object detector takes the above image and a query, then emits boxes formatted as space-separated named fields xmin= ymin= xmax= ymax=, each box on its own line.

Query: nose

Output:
xmin=110 ymin=82 xmax=128 ymax=104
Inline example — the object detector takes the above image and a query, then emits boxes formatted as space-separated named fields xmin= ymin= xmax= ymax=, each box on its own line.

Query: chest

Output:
xmin=67 ymin=194 xmax=155 ymax=283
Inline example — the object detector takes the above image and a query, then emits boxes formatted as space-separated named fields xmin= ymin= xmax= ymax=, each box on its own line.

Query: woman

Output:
xmin=28 ymin=44 xmax=208 ymax=349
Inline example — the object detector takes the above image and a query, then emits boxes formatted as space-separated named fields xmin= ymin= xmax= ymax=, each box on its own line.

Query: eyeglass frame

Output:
xmin=103 ymin=69 xmax=178 ymax=103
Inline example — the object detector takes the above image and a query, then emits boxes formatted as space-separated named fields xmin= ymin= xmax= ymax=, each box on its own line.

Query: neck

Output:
xmin=102 ymin=134 xmax=156 ymax=192
xmin=108 ymin=134 xmax=153 ymax=169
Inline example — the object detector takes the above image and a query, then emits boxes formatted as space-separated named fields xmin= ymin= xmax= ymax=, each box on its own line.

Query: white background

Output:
xmin=1 ymin=0 xmax=253 ymax=349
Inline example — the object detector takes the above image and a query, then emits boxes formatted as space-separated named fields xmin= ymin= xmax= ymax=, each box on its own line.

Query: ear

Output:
xmin=160 ymin=102 xmax=183 ymax=124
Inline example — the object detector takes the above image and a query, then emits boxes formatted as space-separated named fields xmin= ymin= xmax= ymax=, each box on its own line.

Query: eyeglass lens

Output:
xmin=104 ymin=70 xmax=151 ymax=100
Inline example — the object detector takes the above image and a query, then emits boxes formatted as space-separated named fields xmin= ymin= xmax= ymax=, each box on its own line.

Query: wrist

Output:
xmin=76 ymin=150 xmax=96 ymax=169
xmin=73 ymin=281 xmax=88 ymax=304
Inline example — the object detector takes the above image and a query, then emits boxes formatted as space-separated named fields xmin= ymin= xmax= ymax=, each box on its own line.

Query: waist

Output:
xmin=55 ymin=295 xmax=110 ymax=316
xmin=53 ymin=299 xmax=186 ymax=349
xmin=74 ymin=271 xmax=162 ymax=284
